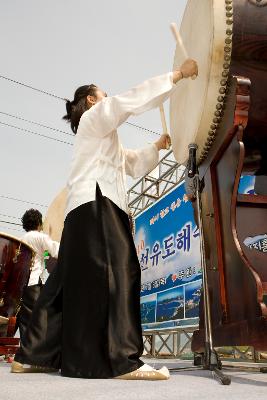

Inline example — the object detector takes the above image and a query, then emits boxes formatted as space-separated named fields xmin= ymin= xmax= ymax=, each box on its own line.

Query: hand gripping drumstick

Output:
xmin=170 ymin=22 xmax=197 ymax=80
xmin=159 ymin=104 xmax=171 ymax=150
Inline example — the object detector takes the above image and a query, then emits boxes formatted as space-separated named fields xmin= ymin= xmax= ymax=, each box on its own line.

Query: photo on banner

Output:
xmin=134 ymin=181 xmax=202 ymax=331
xmin=238 ymin=175 xmax=256 ymax=195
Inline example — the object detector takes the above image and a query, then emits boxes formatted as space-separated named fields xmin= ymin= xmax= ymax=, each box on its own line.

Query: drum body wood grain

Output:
xmin=0 ymin=233 xmax=34 ymax=339
xmin=229 ymin=0 xmax=267 ymax=172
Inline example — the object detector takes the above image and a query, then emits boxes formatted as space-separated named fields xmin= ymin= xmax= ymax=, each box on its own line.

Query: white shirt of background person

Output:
xmin=22 ymin=230 xmax=59 ymax=286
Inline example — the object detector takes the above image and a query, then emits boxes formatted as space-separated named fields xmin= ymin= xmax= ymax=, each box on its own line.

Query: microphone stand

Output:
xmin=169 ymin=144 xmax=231 ymax=385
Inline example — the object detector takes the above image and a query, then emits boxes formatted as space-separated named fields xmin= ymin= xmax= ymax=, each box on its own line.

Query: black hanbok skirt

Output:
xmin=15 ymin=184 xmax=144 ymax=378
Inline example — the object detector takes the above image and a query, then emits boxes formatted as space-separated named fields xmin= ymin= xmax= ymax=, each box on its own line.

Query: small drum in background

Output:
xmin=170 ymin=0 xmax=230 ymax=165
xmin=43 ymin=187 xmax=67 ymax=242
xmin=0 ymin=232 xmax=34 ymax=324
xmin=42 ymin=187 xmax=67 ymax=273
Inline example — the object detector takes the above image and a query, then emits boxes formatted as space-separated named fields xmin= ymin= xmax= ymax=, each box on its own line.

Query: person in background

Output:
xmin=16 ymin=209 xmax=59 ymax=341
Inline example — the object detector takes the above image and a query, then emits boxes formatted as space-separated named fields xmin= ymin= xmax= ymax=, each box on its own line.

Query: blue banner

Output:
xmin=134 ymin=174 xmax=256 ymax=331
xmin=135 ymin=181 xmax=202 ymax=331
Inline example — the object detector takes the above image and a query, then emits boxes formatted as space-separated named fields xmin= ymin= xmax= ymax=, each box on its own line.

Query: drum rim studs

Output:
xmin=224 ymin=45 xmax=231 ymax=52
xmin=208 ymin=130 xmax=216 ymax=137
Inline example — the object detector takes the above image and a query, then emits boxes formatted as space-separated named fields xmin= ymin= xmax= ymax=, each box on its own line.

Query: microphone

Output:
xmin=187 ymin=143 xmax=198 ymax=178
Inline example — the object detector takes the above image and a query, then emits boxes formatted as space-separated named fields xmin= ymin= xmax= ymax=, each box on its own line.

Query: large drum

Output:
xmin=0 ymin=233 xmax=34 ymax=324
xmin=170 ymin=0 xmax=232 ymax=165
xmin=172 ymin=0 xmax=267 ymax=352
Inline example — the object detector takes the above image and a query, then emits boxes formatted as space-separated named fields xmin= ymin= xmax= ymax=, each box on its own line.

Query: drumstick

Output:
xmin=159 ymin=104 xmax=171 ymax=150
xmin=170 ymin=22 xmax=197 ymax=80
xmin=159 ymin=104 xmax=168 ymax=134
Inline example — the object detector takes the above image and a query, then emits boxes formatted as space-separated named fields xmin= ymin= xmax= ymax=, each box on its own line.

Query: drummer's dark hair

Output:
xmin=21 ymin=209 xmax=43 ymax=232
xmin=63 ymin=84 xmax=97 ymax=134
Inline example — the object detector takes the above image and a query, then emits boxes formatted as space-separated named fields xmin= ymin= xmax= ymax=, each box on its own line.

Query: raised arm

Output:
xmin=79 ymin=72 xmax=174 ymax=138
xmin=78 ymin=59 xmax=198 ymax=138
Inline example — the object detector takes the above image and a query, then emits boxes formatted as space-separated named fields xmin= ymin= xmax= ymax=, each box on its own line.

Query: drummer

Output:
xmin=16 ymin=209 xmax=60 ymax=341
xmin=12 ymin=59 xmax=198 ymax=379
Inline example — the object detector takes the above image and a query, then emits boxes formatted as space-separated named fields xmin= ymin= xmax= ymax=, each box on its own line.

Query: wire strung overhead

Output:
xmin=0 ymin=111 xmax=73 ymax=136
xmin=0 ymin=219 xmax=22 ymax=227
xmin=0 ymin=121 xmax=73 ymax=145
xmin=0 ymin=194 xmax=48 ymax=208
xmin=0 ymin=74 xmax=65 ymax=100
xmin=0 ymin=225 xmax=24 ymax=233
xmin=0 ymin=213 xmax=21 ymax=220
xmin=125 ymin=121 xmax=160 ymax=136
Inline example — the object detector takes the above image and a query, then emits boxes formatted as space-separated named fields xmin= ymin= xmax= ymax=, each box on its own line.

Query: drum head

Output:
xmin=43 ymin=188 xmax=67 ymax=242
xmin=170 ymin=0 xmax=230 ymax=164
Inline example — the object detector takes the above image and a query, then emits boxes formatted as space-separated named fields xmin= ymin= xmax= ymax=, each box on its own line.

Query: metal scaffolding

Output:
xmin=127 ymin=150 xmax=194 ymax=358
xmin=127 ymin=150 xmax=185 ymax=217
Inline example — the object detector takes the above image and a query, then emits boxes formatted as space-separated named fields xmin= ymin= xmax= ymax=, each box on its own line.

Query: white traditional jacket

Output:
xmin=66 ymin=72 xmax=176 ymax=217
xmin=22 ymin=231 xmax=59 ymax=286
